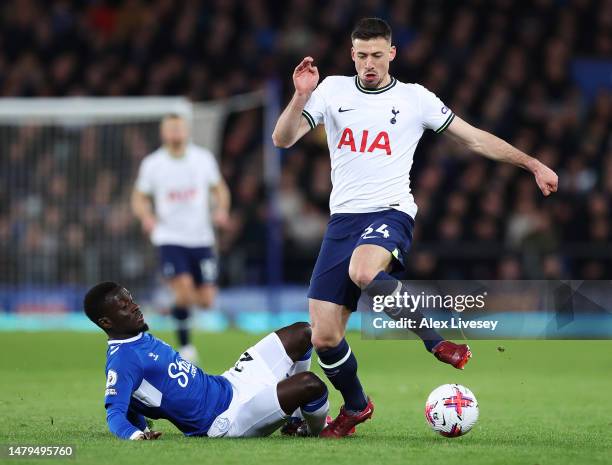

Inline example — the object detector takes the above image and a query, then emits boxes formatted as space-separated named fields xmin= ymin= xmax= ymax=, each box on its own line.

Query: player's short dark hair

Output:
xmin=351 ymin=18 xmax=392 ymax=43
xmin=84 ymin=281 xmax=121 ymax=327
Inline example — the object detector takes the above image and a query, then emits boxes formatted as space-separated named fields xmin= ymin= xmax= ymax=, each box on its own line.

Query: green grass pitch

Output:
xmin=1 ymin=331 xmax=611 ymax=465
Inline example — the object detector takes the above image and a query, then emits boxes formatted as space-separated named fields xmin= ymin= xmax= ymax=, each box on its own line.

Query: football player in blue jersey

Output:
xmin=84 ymin=282 xmax=330 ymax=439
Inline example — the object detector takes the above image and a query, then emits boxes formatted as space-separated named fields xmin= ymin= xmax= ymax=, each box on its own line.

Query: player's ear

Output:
xmin=389 ymin=45 xmax=396 ymax=62
xmin=98 ymin=316 xmax=113 ymax=330
xmin=351 ymin=46 xmax=356 ymax=62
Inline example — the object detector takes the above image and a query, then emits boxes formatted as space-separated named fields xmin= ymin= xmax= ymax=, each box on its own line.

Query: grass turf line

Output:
xmin=1 ymin=331 xmax=611 ymax=465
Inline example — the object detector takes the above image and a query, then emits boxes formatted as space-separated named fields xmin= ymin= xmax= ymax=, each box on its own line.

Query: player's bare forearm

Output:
xmin=469 ymin=129 xmax=529 ymax=166
xmin=131 ymin=190 xmax=154 ymax=221
xmin=131 ymin=190 xmax=157 ymax=233
xmin=211 ymin=180 xmax=231 ymax=227
xmin=272 ymin=92 xmax=312 ymax=148
xmin=216 ymin=180 xmax=231 ymax=213
xmin=446 ymin=116 xmax=559 ymax=196
xmin=470 ymin=131 xmax=558 ymax=196
xmin=272 ymin=56 xmax=320 ymax=148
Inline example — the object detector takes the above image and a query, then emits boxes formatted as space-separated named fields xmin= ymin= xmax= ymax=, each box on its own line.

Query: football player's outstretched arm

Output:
xmin=211 ymin=178 xmax=231 ymax=228
xmin=131 ymin=189 xmax=156 ymax=234
xmin=272 ymin=57 xmax=319 ymax=148
xmin=445 ymin=116 xmax=559 ymax=196
xmin=105 ymin=353 xmax=162 ymax=440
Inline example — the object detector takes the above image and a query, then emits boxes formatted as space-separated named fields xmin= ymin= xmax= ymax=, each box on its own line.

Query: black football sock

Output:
xmin=171 ymin=306 xmax=190 ymax=347
xmin=365 ymin=271 xmax=443 ymax=352
xmin=316 ymin=338 xmax=367 ymax=412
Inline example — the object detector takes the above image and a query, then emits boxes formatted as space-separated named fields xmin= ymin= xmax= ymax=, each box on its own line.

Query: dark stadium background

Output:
xmin=0 ymin=0 xmax=610 ymax=302
xmin=2 ymin=5 xmax=611 ymax=463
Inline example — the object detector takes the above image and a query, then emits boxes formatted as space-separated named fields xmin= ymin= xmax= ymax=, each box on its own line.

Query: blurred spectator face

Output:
xmin=438 ymin=216 xmax=463 ymax=242
xmin=474 ymin=216 xmax=498 ymax=241
xmin=412 ymin=251 xmax=437 ymax=278
xmin=160 ymin=115 xmax=189 ymax=153
xmin=447 ymin=191 xmax=468 ymax=217
xmin=351 ymin=37 xmax=396 ymax=89
xmin=498 ymin=256 xmax=522 ymax=280
xmin=590 ymin=219 xmax=609 ymax=242
xmin=48 ymin=175 xmax=68 ymax=201
xmin=587 ymin=193 xmax=608 ymax=218
xmin=481 ymin=191 xmax=503 ymax=218
xmin=65 ymin=224 xmax=85 ymax=250
xmin=543 ymin=255 xmax=564 ymax=279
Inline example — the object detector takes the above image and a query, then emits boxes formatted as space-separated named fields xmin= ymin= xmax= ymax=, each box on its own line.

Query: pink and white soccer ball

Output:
xmin=425 ymin=384 xmax=479 ymax=437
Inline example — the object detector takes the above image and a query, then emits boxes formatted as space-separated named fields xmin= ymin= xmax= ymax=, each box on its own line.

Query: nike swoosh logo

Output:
xmin=338 ymin=107 xmax=355 ymax=113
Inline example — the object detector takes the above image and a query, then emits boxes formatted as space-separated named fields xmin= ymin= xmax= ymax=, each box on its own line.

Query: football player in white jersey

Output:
xmin=132 ymin=114 xmax=231 ymax=362
xmin=272 ymin=18 xmax=558 ymax=438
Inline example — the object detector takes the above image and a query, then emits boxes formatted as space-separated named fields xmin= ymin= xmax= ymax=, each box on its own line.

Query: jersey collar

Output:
xmin=355 ymin=75 xmax=397 ymax=94
xmin=107 ymin=332 xmax=144 ymax=345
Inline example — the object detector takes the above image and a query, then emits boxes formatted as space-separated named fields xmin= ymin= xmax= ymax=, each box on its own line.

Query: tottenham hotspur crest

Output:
xmin=390 ymin=107 xmax=400 ymax=124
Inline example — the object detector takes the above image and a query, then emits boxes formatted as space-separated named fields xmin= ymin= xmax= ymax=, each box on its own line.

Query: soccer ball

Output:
xmin=424 ymin=384 xmax=479 ymax=437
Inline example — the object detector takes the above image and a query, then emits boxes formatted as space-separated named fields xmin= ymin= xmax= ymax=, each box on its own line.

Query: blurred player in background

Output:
xmin=84 ymin=282 xmax=329 ymax=439
xmin=132 ymin=114 xmax=230 ymax=362
xmin=273 ymin=17 xmax=558 ymax=437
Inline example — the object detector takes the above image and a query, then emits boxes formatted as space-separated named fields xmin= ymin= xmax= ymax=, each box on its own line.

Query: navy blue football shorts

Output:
xmin=307 ymin=209 xmax=415 ymax=312
xmin=158 ymin=245 xmax=218 ymax=286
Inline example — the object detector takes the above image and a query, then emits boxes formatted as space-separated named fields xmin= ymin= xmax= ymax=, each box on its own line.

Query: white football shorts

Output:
xmin=207 ymin=332 xmax=294 ymax=438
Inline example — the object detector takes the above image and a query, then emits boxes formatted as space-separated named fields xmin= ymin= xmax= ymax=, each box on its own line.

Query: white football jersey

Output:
xmin=135 ymin=143 xmax=221 ymax=247
xmin=302 ymin=75 xmax=455 ymax=219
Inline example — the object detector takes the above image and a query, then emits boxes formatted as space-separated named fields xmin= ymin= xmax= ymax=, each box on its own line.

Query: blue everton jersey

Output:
xmin=103 ymin=332 xmax=233 ymax=439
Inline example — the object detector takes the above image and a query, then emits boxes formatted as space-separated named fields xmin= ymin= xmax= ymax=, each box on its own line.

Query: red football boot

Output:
xmin=320 ymin=398 xmax=374 ymax=438
xmin=432 ymin=341 xmax=472 ymax=369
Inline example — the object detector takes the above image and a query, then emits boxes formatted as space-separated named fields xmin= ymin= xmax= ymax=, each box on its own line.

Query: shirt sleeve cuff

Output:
xmin=302 ymin=110 xmax=316 ymax=129
xmin=434 ymin=112 xmax=455 ymax=133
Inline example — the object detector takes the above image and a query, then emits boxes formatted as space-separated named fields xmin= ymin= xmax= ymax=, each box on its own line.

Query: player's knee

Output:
xmin=348 ymin=264 xmax=378 ymax=289
xmin=174 ymin=294 xmax=192 ymax=307
xmin=197 ymin=294 xmax=214 ymax=309
xmin=311 ymin=330 xmax=343 ymax=351
xmin=173 ymin=287 xmax=195 ymax=307
xmin=292 ymin=322 xmax=312 ymax=350
xmin=295 ymin=372 xmax=327 ymax=400
xmin=276 ymin=322 xmax=311 ymax=360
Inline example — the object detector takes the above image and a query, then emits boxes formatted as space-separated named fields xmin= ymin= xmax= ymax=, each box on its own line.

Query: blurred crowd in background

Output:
xmin=0 ymin=0 xmax=611 ymax=289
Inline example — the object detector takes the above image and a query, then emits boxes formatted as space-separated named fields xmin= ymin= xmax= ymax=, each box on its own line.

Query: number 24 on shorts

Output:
xmin=361 ymin=223 xmax=390 ymax=239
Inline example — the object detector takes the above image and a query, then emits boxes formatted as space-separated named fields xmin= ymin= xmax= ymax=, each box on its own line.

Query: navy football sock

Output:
xmin=316 ymin=339 xmax=367 ymax=412
xmin=365 ymin=271 xmax=443 ymax=352
xmin=171 ymin=306 xmax=190 ymax=347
